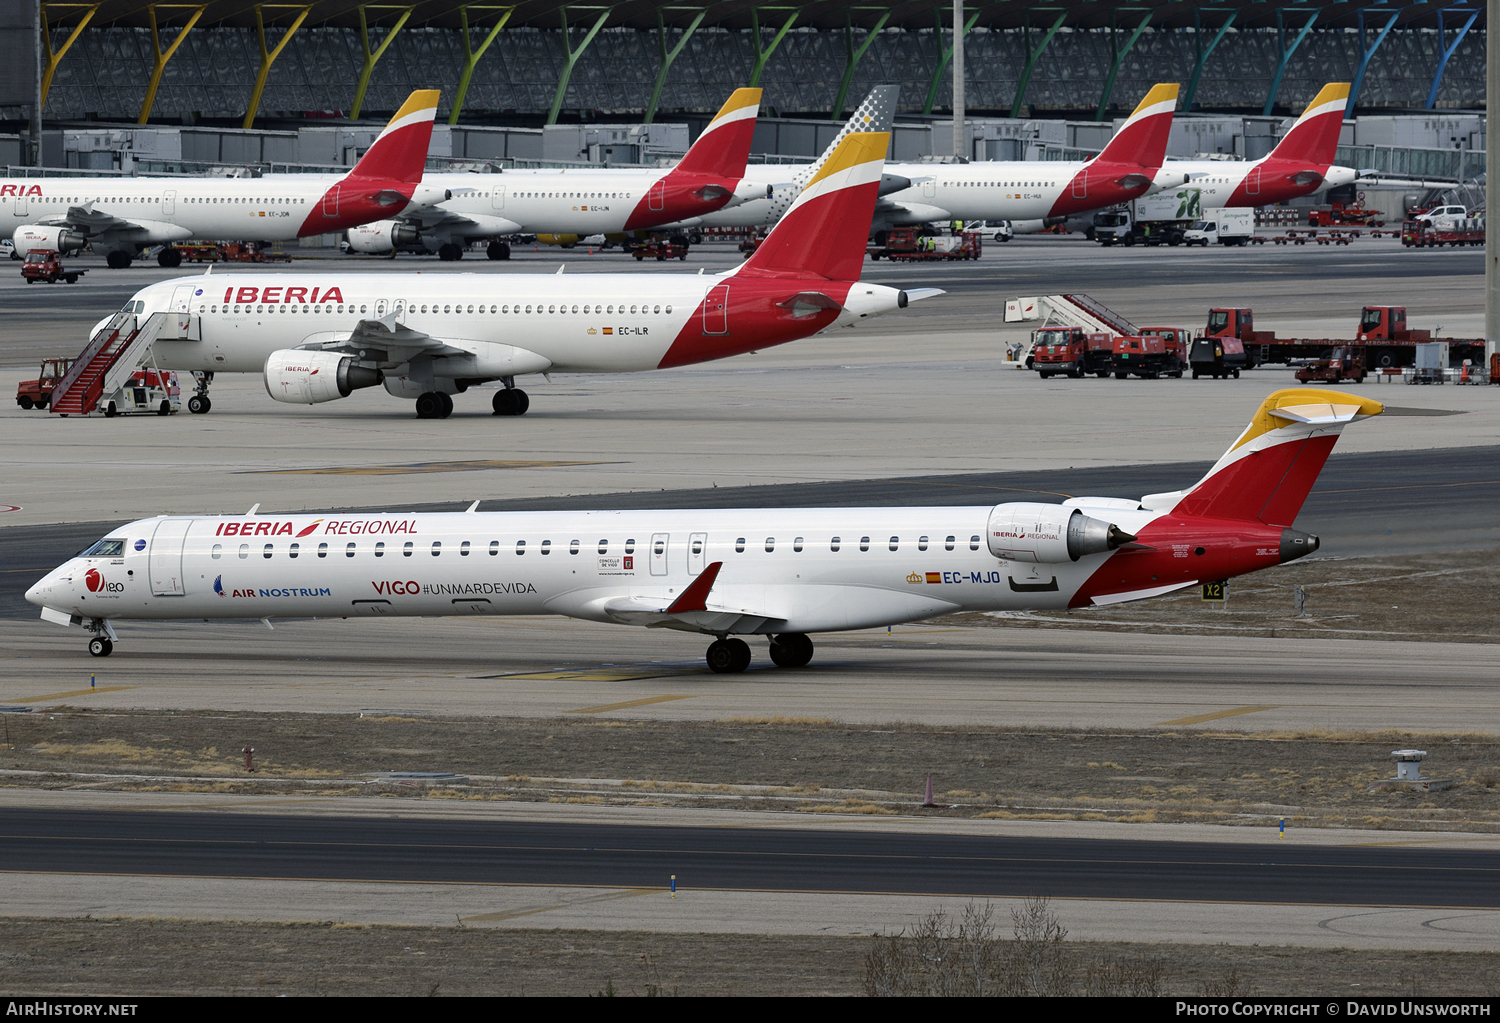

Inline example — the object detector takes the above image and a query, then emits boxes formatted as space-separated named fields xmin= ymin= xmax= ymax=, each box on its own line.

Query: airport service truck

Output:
xmin=1092 ymin=188 xmax=1204 ymax=247
xmin=1205 ymin=306 xmax=1485 ymax=370
xmin=1183 ymin=208 xmax=1255 ymax=246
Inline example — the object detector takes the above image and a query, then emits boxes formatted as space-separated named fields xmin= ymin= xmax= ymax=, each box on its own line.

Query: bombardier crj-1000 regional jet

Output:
xmin=105 ymin=131 xmax=934 ymax=419
xmin=10 ymin=91 xmax=448 ymax=269
xmin=29 ymin=390 xmax=1386 ymax=670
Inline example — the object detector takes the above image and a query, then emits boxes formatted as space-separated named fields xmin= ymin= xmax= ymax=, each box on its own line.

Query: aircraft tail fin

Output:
xmin=346 ymin=89 xmax=440 ymax=184
xmin=738 ymin=131 xmax=889 ymax=282
xmin=1267 ymin=83 xmax=1350 ymax=166
xmin=1091 ymin=83 xmax=1178 ymax=168
xmin=1143 ymin=389 xmax=1384 ymax=527
xmin=790 ymin=85 xmax=900 ymax=192
xmin=674 ymin=88 xmax=762 ymax=178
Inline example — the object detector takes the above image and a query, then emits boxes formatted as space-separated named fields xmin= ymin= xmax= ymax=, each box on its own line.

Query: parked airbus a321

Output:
xmin=100 ymin=131 xmax=932 ymax=418
xmin=29 ymin=390 xmax=1386 ymax=671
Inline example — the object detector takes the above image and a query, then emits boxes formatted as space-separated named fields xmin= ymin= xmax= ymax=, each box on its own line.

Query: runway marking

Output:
xmin=0 ymin=869 xmax=1491 ymax=912
xmin=485 ymin=665 xmax=707 ymax=683
xmin=1315 ymin=479 xmax=1500 ymax=496
xmin=565 ymin=695 xmax=698 ymax=715
xmin=241 ymin=459 xmax=617 ymax=476
xmin=1156 ymin=705 xmax=1279 ymax=726
xmin=6 ymin=687 xmax=135 ymax=703
xmin=460 ymin=887 xmax=657 ymax=922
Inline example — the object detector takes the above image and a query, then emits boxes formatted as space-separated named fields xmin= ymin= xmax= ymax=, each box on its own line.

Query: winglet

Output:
xmin=666 ymin=561 xmax=723 ymax=614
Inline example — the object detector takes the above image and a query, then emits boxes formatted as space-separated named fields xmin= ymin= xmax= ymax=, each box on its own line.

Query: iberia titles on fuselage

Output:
xmin=114 ymin=130 xmax=940 ymax=420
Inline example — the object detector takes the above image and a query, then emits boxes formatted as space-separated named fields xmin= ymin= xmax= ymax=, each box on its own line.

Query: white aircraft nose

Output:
xmin=25 ymin=578 xmax=46 ymax=606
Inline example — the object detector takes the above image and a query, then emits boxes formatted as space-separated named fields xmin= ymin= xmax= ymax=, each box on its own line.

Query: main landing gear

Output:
xmin=187 ymin=372 xmax=213 ymax=414
xmin=415 ymin=392 xmax=454 ymax=419
xmin=492 ymin=387 xmax=529 ymax=416
xmin=487 ymin=241 xmax=511 ymax=261
xmin=437 ymin=243 xmax=464 ymax=261
xmin=705 ymin=633 xmax=815 ymax=674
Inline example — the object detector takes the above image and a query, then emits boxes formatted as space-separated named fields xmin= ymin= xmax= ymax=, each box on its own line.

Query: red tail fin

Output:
xmin=1092 ymin=83 xmax=1178 ymax=169
xmin=1267 ymin=83 xmax=1349 ymax=166
xmin=1151 ymin=389 xmax=1385 ymax=526
xmin=346 ymin=90 xmax=440 ymax=184
xmin=674 ymin=88 xmax=761 ymax=179
xmin=738 ymin=132 xmax=889 ymax=281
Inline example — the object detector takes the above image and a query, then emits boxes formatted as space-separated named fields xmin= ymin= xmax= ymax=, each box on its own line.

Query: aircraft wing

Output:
xmin=297 ymin=316 xmax=472 ymax=360
xmin=394 ymin=204 xmax=523 ymax=235
xmin=587 ymin=562 xmax=788 ymax=634
xmin=39 ymin=203 xmax=141 ymax=236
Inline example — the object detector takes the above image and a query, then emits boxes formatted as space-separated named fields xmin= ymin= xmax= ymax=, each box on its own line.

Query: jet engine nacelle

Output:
xmin=14 ymin=225 xmax=85 ymax=256
xmin=263 ymin=350 xmax=383 ymax=404
xmin=346 ymin=220 xmax=421 ymax=254
xmin=986 ymin=502 xmax=1135 ymax=563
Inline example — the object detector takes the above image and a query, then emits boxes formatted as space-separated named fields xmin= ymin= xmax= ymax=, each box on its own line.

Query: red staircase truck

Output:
xmin=1031 ymin=328 xmax=1114 ymax=378
xmin=1205 ymin=306 xmax=1484 ymax=370
xmin=1110 ymin=334 xmax=1185 ymax=379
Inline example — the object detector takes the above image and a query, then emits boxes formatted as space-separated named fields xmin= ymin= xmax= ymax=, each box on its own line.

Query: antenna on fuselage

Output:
xmin=556 ymin=264 xmax=565 ymax=274
xmin=246 ymin=503 xmax=260 ymax=515
xmin=464 ymin=500 xmax=480 ymax=513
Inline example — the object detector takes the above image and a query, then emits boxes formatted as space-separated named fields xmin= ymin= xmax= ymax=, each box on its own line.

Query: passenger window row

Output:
xmin=205 ymin=535 xmax=985 ymax=561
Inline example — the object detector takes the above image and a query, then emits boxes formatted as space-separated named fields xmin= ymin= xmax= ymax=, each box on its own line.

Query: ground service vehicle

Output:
xmin=24 ymin=389 xmax=1390 ymax=663
xmin=1402 ymin=217 xmax=1484 ymax=247
xmin=1295 ymin=346 xmax=1367 ymax=384
xmin=1111 ymin=335 xmax=1185 ymax=378
xmin=1183 ymin=207 xmax=1254 ymax=246
xmin=1188 ymin=336 xmax=1252 ymax=378
xmin=1031 ymin=329 xmax=1113 ymax=378
xmin=97 ymin=368 xmax=181 ymax=417
xmin=1308 ymin=201 xmax=1385 ymax=227
xmin=1205 ymin=306 xmax=1484 ymax=369
xmin=15 ymin=357 xmax=76 ymax=409
xmin=22 ymin=250 xmax=84 ymax=284
xmin=874 ymin=227 xmax=982 ymax=261
xmin=1093 ymin=188 xmax=1203 ymax=246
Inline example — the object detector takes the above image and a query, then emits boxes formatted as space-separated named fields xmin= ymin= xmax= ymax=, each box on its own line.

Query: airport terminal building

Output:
xmin=0 ymin=0 xmax=1487 ymax=136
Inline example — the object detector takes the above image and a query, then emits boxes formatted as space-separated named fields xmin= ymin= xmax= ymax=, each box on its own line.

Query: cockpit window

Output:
xmin=82 ymin=538 xmax=125 ymax=557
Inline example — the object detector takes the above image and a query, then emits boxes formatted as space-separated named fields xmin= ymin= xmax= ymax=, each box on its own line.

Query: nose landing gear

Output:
xmin=88 ymin=636 xmax=113 ymax=657
xmin=187 ymin=372 xmax=213 ymax=414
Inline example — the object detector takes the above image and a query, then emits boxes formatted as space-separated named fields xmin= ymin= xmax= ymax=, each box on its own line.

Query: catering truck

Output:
xmin=1092 ymin=188 xmax=1203 ymax=247
xmin=1183 ymin=207 xmax=1255 ymax=246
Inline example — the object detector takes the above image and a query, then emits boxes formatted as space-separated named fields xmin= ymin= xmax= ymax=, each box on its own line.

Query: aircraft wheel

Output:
xmin=158 ymin=247 xmax=182 ymax=268
xmin=492 ymin=388 xmax=529 ymax=416
xmin=437 ymin=392 xmax=454 ymax=418
xmin=106 ymin=250 xmax=132 ymax=269
xmin=88 ymin=637 xmax=113 ymax=657
xmin=706 ymin=638 xmax=751 ymax=674
xmin=438 ymin=243 xmax=464 ymax=262
xmin=415 ymin=392 xmax=444 ymax=419
xmin=487 ymin=241 xmax=510 ymax=261
xmin=187 ymin=395 xmax=211 ymax=414
xmin=768 ymin=633 xmax=814 ymax=668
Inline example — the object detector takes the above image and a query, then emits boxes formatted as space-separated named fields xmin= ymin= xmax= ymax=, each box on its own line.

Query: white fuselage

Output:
xmin=27 ymin=505 xmax=1165 ymax=635
xmin=4 ymin=176 xmax=387 ymax=246
xmin=125 ymin=270 xmax=903 ymax=379
xmin=421 ymin=169 xmax=659 ymax=236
